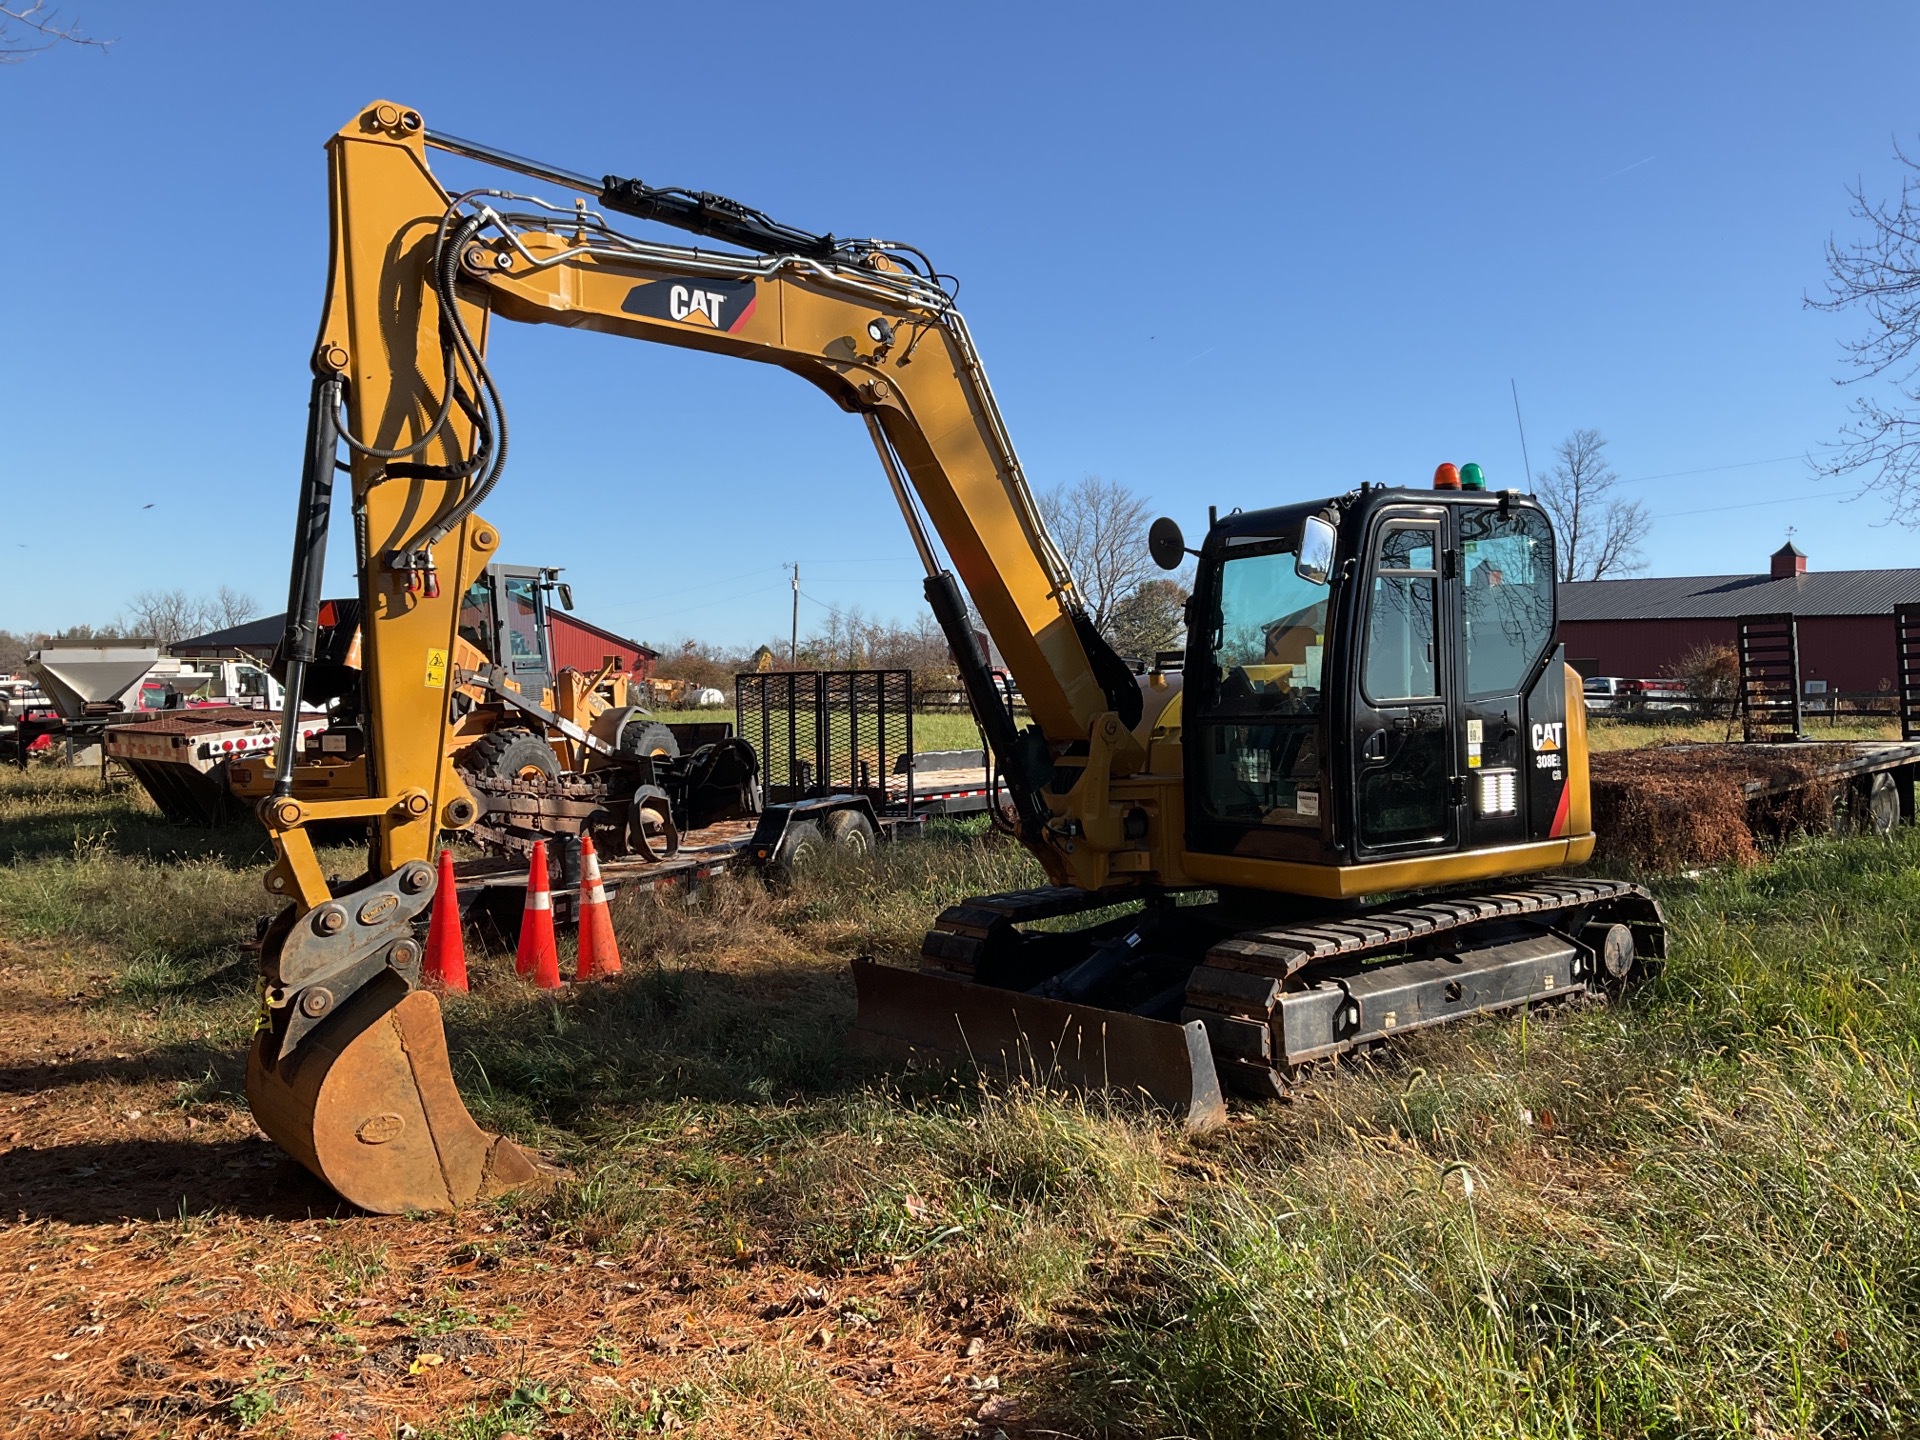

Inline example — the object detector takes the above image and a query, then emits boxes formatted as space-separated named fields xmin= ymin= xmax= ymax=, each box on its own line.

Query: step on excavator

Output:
xmin=249 ymin=101 xmax=1665 ymax=1213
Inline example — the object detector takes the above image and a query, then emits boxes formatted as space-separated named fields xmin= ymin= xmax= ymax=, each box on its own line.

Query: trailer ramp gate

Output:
xmin=1738 ymin=612 xmax=1803 ymax=743
xmin=737 ymin=669 xmax=915 ymax=810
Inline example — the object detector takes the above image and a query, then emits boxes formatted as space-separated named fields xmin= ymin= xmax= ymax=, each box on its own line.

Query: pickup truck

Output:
xmin=1583 ymin=676 xmax=1694 ymax=715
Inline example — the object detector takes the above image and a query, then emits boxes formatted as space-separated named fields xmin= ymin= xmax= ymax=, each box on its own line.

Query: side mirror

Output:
xmin=1296 ymin=515 xmax=1336 ymax=585
xmin=557 ymin=583 xmax=575 ymax=612
xmin=1148 ymin=516 xmax=1187 ymax=571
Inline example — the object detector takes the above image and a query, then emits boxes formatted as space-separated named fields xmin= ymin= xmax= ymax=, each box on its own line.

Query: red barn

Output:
xmin=1558 ymin=543 xmax=1920 ymax=695
xmin=547 ymin=612 xmax=659 ymax=682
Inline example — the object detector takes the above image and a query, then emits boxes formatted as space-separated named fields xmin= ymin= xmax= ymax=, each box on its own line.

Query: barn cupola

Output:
xmin=1770 ymin=541 xmax=1807 ymax=579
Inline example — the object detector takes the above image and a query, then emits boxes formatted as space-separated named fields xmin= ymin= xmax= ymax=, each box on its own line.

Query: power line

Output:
xmin=1616 ymin=454 xmax=1804 ymax=487
xmin=1652 ymin=488 xmax=1863 ymax=520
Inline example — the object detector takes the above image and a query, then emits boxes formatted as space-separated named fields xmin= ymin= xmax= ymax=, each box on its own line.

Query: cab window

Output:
xmin=1460 ymin=507 xmax=1554 ymax=696
xmin=1214 ymin=541 xmax=1331 ymax=715
xmin=1198 ymin=537 xmax=1332 ymax=830
xmin=458 ymin=578 xmax=497 ymax=662
xmin=1363 ymin=523 xmax=1440 ymax=701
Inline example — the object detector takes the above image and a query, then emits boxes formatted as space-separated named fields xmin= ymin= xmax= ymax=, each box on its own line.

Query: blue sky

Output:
xmin=3 ymin=3 xmax=1918 ymax=649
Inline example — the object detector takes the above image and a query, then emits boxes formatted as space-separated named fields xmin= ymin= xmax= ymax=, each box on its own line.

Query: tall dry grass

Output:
xmin=6 ymin=770 xmax=1917 ymax=1436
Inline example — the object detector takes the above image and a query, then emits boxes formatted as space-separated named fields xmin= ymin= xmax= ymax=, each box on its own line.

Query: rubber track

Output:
xmin=921 ymin=878 xmax=1664 ymax=981
xmin=1199 ymin=877 xmax=1661 ymax=978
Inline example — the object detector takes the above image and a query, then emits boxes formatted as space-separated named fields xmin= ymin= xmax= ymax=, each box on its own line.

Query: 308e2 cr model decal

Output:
xmin=621 ymin=278 xmax=758 ymax=332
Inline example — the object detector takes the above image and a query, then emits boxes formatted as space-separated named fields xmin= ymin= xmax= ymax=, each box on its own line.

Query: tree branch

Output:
xmin=0 ymin=2 xmax=111 ymax=61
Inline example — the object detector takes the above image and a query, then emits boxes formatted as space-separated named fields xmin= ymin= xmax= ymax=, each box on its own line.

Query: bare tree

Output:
xmin=1807 ymin=139 xmax=1920 ymax=524
xmin=0 ymin=630 xmax=33 ymax=672
xmin=1535 ymin=430 xmax=1650 ymax=581
xmin=1037 ymin=475 xmax=1155 ymax=633
xmin=1108 ymin=575 xmax=1192 ymax=661
xmin=1667 ymin=641 xmax=1741 ymax=741
xmin=123 ymin=589 xmax=209 ymax=647
xmin=1 ymin=3 xmax=109 ymax=60
xmin=211 ymin=586 xmax=259 ymax=629
xmin=796 ymin=604 xmax=954 ymax=690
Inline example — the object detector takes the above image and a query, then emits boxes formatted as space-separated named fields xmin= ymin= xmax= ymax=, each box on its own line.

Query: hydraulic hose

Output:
xmin=418 ymin=212 xmax=508 ymax=547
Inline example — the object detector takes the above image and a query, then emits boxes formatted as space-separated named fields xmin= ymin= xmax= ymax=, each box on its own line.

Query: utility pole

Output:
xmin=789 ymin=562 xmax=799 ymax=665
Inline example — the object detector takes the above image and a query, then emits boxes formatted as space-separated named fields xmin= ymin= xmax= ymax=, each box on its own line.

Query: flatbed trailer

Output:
xmin=103 ymin=706 xmax=330 ymax=823
xmin=1732 ymin=738 xmax=1920 ymax=831
xmin=1656 ymin=738 xmax=1920 ymax=818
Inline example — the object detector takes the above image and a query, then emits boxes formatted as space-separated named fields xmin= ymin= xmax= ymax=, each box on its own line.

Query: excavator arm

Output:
xmin=250 ymin=101 xmax=1178 ymax=1211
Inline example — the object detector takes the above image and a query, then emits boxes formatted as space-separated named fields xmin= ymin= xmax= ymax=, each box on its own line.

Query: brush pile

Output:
xmin=1590 ymin=743 xmax=1844 ymax=870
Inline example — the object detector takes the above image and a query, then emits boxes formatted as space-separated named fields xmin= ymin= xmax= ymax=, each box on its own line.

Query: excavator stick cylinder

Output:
xmin=247 ymin=977 xmax=547 ymax=1213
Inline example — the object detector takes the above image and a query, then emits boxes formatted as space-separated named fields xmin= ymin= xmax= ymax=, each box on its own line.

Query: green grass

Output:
xmin=648 ymin=706 xmax=988 ymax=755
xmin=1078 ymin=837 xmax=1920 ymax=1438
xmin=4 ymin=767 xmax=1918 ymax=1436
xmin=1588 ymin=715 xmax=1901 ymax=750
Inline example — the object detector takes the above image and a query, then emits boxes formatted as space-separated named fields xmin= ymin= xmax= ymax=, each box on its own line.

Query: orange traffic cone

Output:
xmin=516 ymin=840 xmax=562 ymax=989
xmin=575 ymin=834 xmax=623 ymax=981
xmin=424 ymin=848 xmax=468 ymax=992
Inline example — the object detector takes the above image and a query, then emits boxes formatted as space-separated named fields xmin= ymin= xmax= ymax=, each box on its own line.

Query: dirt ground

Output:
xmin=0 ymin=933 xmax=1028 ymax=1439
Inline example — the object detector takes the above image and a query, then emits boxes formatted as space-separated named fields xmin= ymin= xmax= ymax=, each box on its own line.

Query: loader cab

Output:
xmin=457 ymin=564 xmax=557 ymax=691
xmin=1178 ymin=484 xmax=1565 ymax=869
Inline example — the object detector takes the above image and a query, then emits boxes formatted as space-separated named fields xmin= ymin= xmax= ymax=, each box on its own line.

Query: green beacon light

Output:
xmin=1459 ymin=462 xmax=1486 ymax=491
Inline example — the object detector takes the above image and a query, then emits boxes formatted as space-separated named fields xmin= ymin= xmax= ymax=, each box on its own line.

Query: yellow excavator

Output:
xmin=248 ymin=101 xmax=1664 ymax=1213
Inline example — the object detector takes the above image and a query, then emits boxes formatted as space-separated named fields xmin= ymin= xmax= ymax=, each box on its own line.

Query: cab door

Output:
xmin=495 ymin=572 xmax=554 ymax=692
xmin=1454 ymin=502 xmax=1558 ymax=847
xmin=1350 ymin=510 xmax=1457 ymax=857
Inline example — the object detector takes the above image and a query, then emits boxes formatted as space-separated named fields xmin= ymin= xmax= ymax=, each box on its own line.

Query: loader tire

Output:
xmin=618 ymin=720 xmax=680 ymax=761
xmin=465 ymin=730 xmax=561 ymax=784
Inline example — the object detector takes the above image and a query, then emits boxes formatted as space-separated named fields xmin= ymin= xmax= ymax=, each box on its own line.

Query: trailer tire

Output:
xmin=825 ymin=808 xmax=876 ymax=856
xmin=465 ymin=730 xmax=560 ymax=783
xmin=1857 ymin=771 xmax=1900 ymax=837
xmin=770 ymin=819 xmax=826 ymax=880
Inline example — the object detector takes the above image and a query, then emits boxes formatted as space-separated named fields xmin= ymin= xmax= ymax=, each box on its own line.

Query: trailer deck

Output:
xmin=453 ymin=755 xmax=1003 ymax=935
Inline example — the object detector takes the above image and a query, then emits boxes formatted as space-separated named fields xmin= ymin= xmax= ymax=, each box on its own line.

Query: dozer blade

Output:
xmin=247 ymin=981 xmax=548 ymax=1214
xmin=849 ymin=956 xmax=1227 ymax=1131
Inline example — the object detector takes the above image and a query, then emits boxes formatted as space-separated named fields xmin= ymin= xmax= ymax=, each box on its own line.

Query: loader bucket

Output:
xmin=246 ymin=979 xmax=547 ymax=1214
xmin=848 ymin=957 xmax=1227 ymax=1131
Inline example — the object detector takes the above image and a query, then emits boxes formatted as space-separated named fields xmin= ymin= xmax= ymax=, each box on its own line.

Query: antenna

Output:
xmin=1510 ymin=379 xmax=1535 ymax=492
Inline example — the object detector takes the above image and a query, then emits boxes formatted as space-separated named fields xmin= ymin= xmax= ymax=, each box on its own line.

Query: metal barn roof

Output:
xmin=1560 ymin=569 xmax=1920 ymax=622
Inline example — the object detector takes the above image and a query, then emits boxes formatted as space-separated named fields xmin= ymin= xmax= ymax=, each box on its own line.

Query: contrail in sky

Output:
xmin=1600 ymin=154 xmax=1657 ymax=182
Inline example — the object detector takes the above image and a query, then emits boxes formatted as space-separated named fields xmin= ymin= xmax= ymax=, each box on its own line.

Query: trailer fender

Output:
xmin=749 ymin=794 xmax=879 ymax=873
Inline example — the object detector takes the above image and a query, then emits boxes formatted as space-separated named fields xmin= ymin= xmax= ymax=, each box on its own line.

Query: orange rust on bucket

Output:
xmin=246 ymin=981 xmax=548 ymax=1213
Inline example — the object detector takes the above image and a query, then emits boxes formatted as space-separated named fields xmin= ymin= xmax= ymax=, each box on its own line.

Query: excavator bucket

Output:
xmin=246 ymin=980 xmax=547 ymax=1214
xmin=848 ymin=957 xmax=1227 ymax=1131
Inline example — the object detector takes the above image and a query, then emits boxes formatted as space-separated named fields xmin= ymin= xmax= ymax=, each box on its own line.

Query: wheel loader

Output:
xmin=247 ymin=101 xmax=1664 ymax=1214
xmin=227 ymin=565 xmax=756 ymax=859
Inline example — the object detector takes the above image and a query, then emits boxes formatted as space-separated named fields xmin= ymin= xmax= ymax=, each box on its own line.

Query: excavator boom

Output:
xmin=250 ymin=101 xmax=1168 ymax=1210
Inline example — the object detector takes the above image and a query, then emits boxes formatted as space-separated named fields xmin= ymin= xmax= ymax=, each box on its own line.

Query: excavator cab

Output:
xmin=1181 ymin=484 xmax=1570 ymax=871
